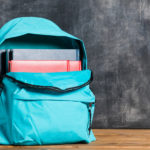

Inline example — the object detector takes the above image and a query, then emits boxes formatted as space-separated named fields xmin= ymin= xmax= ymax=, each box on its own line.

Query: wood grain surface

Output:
xmin=1 ymin=129 xmax=150 ymax=150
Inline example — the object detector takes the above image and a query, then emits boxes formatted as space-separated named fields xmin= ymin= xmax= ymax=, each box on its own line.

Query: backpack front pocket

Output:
xmin=1 ymin=70 xmax=95 ymax=145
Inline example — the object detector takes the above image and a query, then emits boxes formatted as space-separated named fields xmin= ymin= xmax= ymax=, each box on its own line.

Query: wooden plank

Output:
xmin=1 ymin=129 xmax=150 ymax=150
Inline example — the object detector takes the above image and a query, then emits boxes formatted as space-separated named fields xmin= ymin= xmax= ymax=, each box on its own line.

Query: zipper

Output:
xmin=88 ymin=102 xmax=94 ymax=135
xmin=4 ymin=72 xmax=93 ymax=93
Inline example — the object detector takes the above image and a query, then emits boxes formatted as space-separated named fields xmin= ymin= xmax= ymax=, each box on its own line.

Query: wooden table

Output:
xmin=1 ymin=129 xmax=150 ymax=150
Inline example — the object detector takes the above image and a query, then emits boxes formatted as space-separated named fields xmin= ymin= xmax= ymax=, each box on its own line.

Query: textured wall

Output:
xmin=0 ymin=0 xmax=150 ymax=128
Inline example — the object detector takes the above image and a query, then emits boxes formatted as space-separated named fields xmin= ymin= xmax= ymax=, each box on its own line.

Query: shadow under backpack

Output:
xmin=0 ymin=17 xmax=96 ymax=145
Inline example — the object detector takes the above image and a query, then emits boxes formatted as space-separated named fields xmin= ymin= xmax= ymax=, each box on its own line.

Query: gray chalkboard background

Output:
xmin=1 ymin=0 xmax=150 ymax=128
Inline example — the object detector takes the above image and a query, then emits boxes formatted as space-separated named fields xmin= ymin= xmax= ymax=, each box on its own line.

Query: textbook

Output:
xmin=9 ymin=49 xmax=80 ymax=61
xmin=9 ymin=60 xmax=81 ymax=73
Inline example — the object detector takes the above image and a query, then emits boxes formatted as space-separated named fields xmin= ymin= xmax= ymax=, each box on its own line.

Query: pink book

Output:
xmin=9 ymin=60 xmax=81 ymax=73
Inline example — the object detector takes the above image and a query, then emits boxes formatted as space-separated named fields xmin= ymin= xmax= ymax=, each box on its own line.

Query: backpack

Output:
xmin=0 ymin=17 xmax=96 ymax=145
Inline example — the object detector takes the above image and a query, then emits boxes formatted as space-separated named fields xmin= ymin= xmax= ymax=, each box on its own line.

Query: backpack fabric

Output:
xmin=0 ymin=17 xmax=96 ymax=145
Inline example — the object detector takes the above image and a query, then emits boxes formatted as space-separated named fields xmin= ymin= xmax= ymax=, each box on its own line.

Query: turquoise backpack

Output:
xmin=0 ymin=17 xmax=96 ymax=145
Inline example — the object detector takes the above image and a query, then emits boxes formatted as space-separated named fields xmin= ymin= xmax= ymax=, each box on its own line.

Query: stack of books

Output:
xmin=7 ymin=49 xmax=81 ymax=73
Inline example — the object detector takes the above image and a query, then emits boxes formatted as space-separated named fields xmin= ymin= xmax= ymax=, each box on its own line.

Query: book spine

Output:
xmin=67 ymin=60 xmax=70 ymax=72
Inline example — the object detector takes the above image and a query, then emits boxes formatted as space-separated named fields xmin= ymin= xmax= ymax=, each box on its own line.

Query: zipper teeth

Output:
xmin=89 ymin=108 xmax=92 ymax=135
xmin=88 ymin=102 xmax=94 ymax=135
xmin=4 ymin=74 xmax=93 ymax=93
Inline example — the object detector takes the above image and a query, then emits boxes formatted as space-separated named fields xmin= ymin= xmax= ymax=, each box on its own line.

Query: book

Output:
xmin=9 ymin=49 xmax=80 ymax=61
xmin=9 ymin=60 xmax=81 ymax=73
xmin=0 ymin=50 xmax=7 ymax=75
